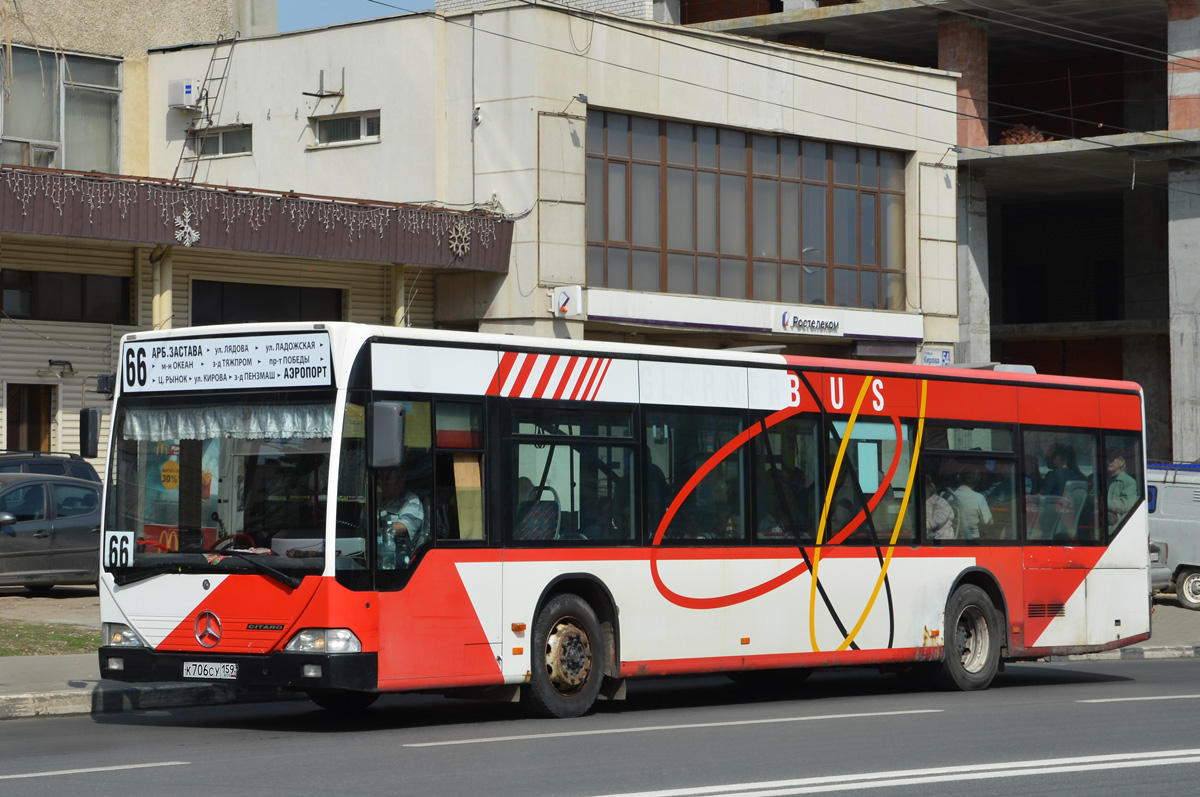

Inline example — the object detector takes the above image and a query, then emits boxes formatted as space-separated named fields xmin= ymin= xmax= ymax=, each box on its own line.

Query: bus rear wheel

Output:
xmin=306 ymin=689 xmax=379 ymax=712
xmin=525 ymin=593 xmax=605 ymax=718
xmin=1176 ymin=569 xmax=1200 ymax=611
xmin=934 ymin=584 xmax=1000 ymax=691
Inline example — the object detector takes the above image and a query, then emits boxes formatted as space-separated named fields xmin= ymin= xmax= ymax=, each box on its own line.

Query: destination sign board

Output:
xmin=121 ymin=332 xmax=332 ymax=393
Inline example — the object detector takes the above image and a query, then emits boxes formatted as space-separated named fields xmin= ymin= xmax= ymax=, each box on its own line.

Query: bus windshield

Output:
xmin=104 ymin=390 xmax=340 ymax=581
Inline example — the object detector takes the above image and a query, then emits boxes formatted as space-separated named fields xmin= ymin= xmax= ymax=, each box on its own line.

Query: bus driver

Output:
xmin=378 ymin=467 xmax=425 ymax=567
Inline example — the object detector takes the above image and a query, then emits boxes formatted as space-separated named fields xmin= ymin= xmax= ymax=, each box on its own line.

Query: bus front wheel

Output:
xmin=935 ymin=585 xmax=1000 ymax=691
xmin=525 ymin=593 xmax=605 ymax=718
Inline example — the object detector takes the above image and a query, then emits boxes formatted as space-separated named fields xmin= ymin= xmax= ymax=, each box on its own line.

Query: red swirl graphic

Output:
xmin=649 ymin=392 xmax=904 ymax=610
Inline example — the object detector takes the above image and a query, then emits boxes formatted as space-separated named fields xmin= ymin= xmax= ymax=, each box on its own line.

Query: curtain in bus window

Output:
xmin=645 ymin=410 xmax=747 ymax=543
xmin=123 ymin=405 xmax=333 ymax=441
xmin=433 ymin=402 xmax=484 ymax=542
xmin=753 ymin=412 xmax=821 ymax=543
xmin=827 ymin=418 xmax=915 ymax=545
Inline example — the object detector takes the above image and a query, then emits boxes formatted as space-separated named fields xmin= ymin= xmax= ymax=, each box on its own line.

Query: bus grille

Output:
xmin=1028 ymin=603 xmax=1066 ymax=618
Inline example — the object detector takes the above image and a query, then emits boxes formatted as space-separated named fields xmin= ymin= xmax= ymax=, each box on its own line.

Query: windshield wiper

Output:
xmin=113 ymin=567 xmax=171 ymax=586
xmin=201 ymin=550 xmax=303 ymax=589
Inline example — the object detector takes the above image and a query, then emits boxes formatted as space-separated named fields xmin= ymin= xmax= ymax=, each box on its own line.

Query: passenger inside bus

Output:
xmin=1106 ymin=454 xmax=1138 ymax=531
xmin=951 ymin=470 xmax=991 ymax=540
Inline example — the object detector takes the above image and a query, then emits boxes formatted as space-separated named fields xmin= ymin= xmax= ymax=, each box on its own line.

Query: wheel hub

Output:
xmin=955 ymin=605 xmax=990 ymax=674
xmin=545 ymin=619 xmax=592 ymax=694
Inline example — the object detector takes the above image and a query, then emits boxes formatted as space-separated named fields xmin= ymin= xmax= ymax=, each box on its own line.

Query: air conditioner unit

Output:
xmin=168 ymin=78 xmax=202 ymax=110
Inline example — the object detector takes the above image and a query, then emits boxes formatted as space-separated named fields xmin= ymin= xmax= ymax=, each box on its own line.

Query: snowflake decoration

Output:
xmin=174 ymin=208 xmax=200 ymax=247
xmin=448 ymin=221 xmax=470 ymax=259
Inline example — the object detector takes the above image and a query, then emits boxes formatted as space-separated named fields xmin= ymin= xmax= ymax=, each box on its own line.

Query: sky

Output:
xmin=277 ymin=0 xmax=433 ymax=32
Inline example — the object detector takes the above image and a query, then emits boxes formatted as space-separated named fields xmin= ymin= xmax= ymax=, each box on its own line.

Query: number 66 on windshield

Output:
xmin=104 ymin=530 xmax=136 ymax=569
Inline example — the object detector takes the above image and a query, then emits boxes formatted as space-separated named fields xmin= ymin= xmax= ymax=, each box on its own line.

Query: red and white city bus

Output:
xmin=98 ymin=322 xmax=1150 ymax=716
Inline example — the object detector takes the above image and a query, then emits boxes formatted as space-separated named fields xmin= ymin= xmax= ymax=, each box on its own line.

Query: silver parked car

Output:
xmin=0 ymin=473 xmax=101 ymax=589
xmin=1150 ymin=540 xmax=1171 ymax=594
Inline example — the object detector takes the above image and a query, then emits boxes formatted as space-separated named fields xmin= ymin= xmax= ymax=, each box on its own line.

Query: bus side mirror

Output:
xmin=367 ymin=401 xmax=406 ymax=469
xmin=80 ymin=407 xmax=102 ymax=459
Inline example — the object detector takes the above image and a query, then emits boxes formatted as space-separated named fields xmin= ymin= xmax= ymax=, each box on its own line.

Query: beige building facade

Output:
xmin=2 ymin=1 xmax=960 ymax=465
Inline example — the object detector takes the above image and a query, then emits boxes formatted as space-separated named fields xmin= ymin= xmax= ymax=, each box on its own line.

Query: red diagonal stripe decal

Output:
xmin=553 ymin=357 xmax=582 ymax=400
xmin=507 ymin=353 xmax=538 ymax=397
xmin=533 ymin=355 xmax=560 ymax=399
xmin=586 ymin=358 xmax=613 ymax=401
xmin=486 ymin=351 xmax=519 ymax=396
xmin=570 ymin=358 xmax=597 ymax=400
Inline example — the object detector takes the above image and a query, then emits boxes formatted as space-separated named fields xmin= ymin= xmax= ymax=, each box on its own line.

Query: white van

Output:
xmin=1147 ymin=463 xmax=1200 ymax=608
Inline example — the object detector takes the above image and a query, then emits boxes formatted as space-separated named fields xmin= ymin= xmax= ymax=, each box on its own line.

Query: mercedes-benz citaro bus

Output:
xmin=98 ymin=322 xmax=1151 ymax=716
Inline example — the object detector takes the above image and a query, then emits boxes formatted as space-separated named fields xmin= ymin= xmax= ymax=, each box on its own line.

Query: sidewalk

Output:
xmin=1 ymin=597 xmax=1196 ymax=720
xmin=0 ymin=653 xmax=294 ymax=719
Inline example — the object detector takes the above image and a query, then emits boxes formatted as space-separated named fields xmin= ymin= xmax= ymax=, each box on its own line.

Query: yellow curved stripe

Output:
xmin=808 ymin=376 xmax=873 ymax=652
xmin=834 ymin=380 xmax=928 ymax=652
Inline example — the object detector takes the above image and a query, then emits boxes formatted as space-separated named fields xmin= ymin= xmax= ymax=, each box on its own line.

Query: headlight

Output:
xmin=103 ymin=623 xmax=145 ymax=648
xmin=284 ymin=628 xmax=362 ymax=654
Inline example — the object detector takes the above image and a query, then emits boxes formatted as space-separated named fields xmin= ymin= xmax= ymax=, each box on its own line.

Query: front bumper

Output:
xmin=98 ymin=647 xmax=378 ymax=692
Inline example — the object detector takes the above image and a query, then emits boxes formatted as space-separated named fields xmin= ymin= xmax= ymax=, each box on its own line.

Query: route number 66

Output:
xmin=104 ymin=531 xmax=136 ymax=568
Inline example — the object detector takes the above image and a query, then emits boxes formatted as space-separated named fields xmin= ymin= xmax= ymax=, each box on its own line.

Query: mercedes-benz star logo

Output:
xmin=194 ymin=611 xmax=222 ymax=648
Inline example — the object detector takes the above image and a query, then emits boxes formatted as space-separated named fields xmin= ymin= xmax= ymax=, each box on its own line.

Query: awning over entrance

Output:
xmin=0 ymin=167 xmax=512 ymax=273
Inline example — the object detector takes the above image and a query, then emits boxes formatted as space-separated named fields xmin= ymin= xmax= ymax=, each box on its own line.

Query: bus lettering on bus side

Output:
xmin=787 ymin=373 xmax=801 ymax=407
xmin=830 ymin=376 xmax=844 ymax=409
xmin=872 ymin=378 xmax=885 ymax=411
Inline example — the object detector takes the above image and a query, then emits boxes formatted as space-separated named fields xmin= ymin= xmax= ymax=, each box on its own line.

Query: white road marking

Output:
xmin=592 ymin=749 xmax=1200 ymax=797
xmin=0 ymin=761 xmax=190 ymax=781
xmin=1078 ymin=693 xmax=1200 ymax=704
xmin=404 ymin=709 xmax=941 ymax=748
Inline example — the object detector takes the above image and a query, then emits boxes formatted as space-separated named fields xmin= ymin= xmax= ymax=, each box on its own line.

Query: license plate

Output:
xmin=183 ymin=661 xmax=238 ymax=680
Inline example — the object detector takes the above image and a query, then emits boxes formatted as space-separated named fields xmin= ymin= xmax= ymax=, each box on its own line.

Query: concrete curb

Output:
xmin=1057 ymin=645 xmax=1200 ymax=662
xmin=0 ymin=683 xmax=295 ymax=720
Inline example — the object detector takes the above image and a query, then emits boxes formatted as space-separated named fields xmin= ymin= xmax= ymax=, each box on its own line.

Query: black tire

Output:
xmin=525 ymin=593 xmax=605 ymax=718
xmin=306 ymin=689 xmax=379 ymax=712
xmin=934 ymin=584 xmax=1000 ymax=691
xmin=1177 ymin=569 xmax=1200 ymax=611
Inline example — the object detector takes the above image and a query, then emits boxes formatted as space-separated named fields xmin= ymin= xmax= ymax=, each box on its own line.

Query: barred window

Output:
xmin=586 ymin=112 xmax=906 ymax=310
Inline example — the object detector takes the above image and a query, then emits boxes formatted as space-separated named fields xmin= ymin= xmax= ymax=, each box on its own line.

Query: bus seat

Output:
xmin=1064 ymin=481 xmax=1088 ymax=535
xmin=1035 ymin=495 xmax=1061 ymax=540
xmin=513 ymin=500 xmax=560 ymax=541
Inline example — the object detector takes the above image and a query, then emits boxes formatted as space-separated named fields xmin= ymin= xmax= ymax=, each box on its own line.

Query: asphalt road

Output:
xmin=2 ymin=657 xmax=1200 ymax=796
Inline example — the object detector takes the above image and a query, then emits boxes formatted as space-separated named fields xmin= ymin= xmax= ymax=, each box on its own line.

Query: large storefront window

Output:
xmin=586 ymin=112 xmax=906 ymax=310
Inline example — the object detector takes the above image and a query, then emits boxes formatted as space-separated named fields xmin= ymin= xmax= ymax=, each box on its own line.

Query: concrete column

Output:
xmin=956 ymin=167 xmax=991 ymax=363
xmin=938 ymin=15 xmax=989 ymax=149
xmin=1169 ymin=0 xmax=1200 ymax=130
xmin=1124 ymin=186 xmax=1171 ymax=458
xmin=390 ymin=263 xmax=405 ymax=327
xmin=1168 ymin=164 xmax=1200 ymax=461
xmin=151 ymin=246 xmax=173 ymax=330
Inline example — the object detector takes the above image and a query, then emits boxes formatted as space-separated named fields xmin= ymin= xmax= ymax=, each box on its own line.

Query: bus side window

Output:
xmin=433 ymin=402 xmax=485 ymax=542
xmin=1103 ymin=433 xmax=1143 ymax=537
xmin=434 ymin=451 xmax=484 ymax=541
xmin=753 ymin=413 xmax=820 ymax=543
xmin=647 ymin=409 xmax=748 ymax=544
